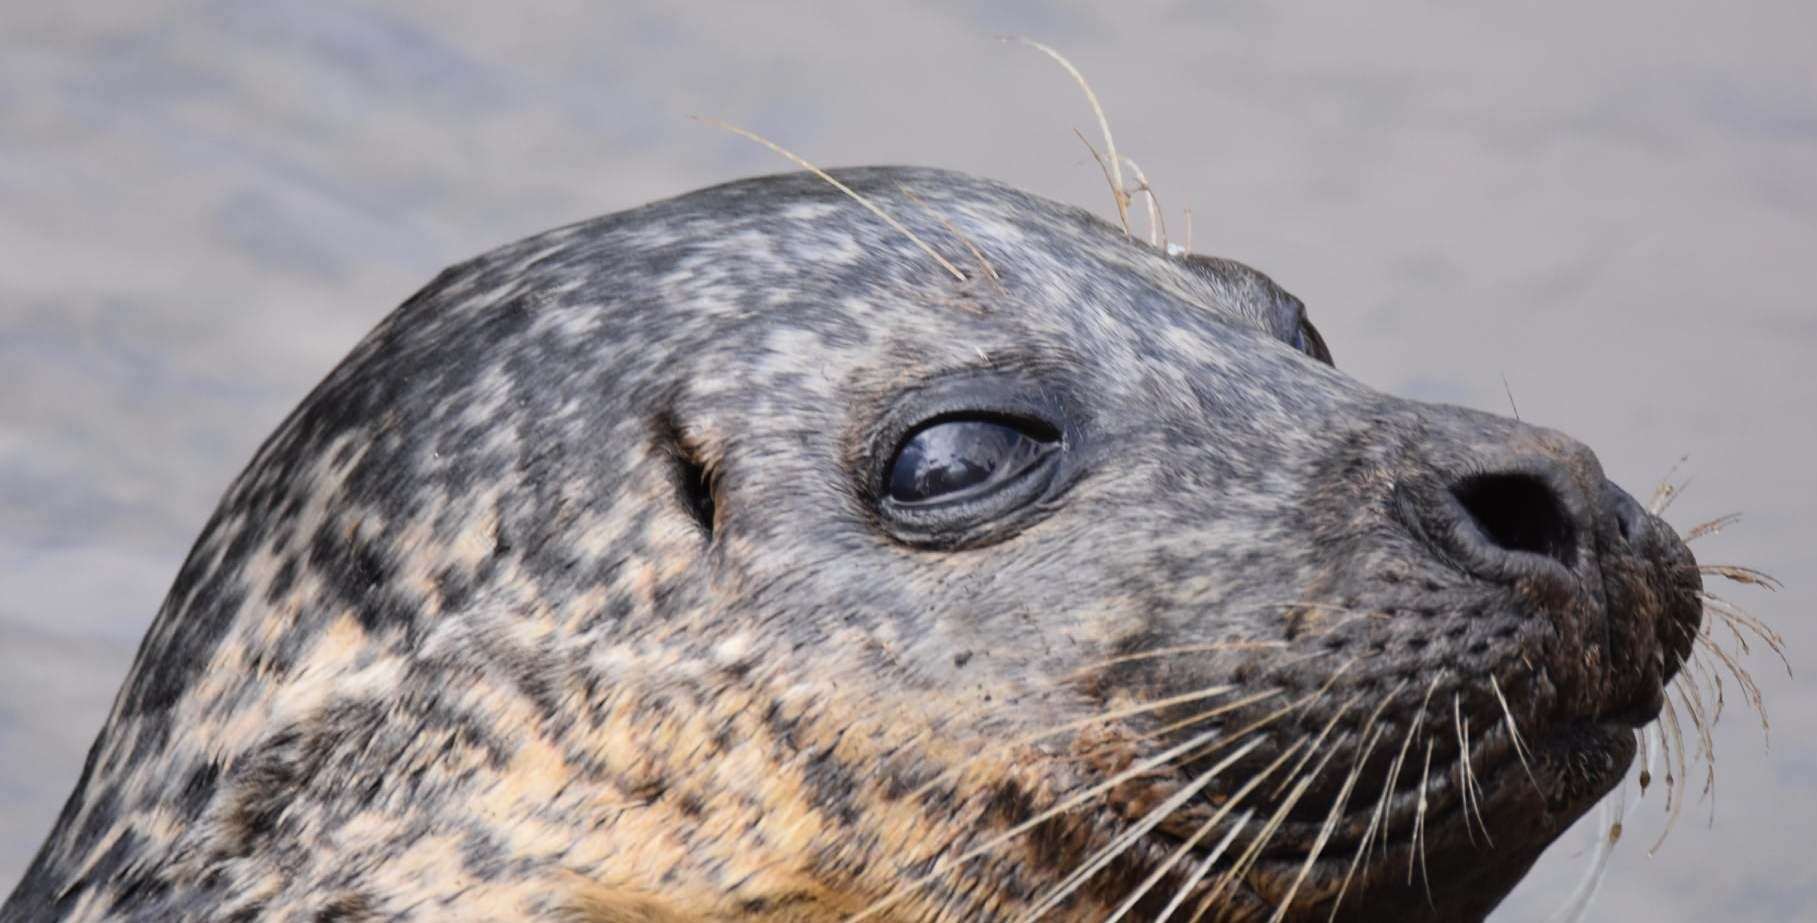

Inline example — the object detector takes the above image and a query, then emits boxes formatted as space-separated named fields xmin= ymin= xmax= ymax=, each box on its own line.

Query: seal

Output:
xmin=2 ymin=166 xmax=1707 ymax=922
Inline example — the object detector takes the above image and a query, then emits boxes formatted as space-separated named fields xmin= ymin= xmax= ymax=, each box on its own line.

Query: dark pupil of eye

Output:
xmin=888 ymin=419 xmax=1050 ymax=504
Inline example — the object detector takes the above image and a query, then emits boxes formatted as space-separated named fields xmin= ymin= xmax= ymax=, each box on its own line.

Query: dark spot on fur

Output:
xmin=985 ymin=779 xmax=1034 ymax=827
xmin=265 ymin=557 xmax=299 ymax=603
xmin=306 ymin=526 xmax=401 ymax=634
xmin=803 ymin=745 xmax=863 ymax=827
xmin=227 ymin=902 xmax=268 ymax=922
xmin=178 ymin=760 xmax=222 ymax=817
xmin=739 ymin=892 xmax=816 ymax=914
xmin=220 ymin=730 xmax=308 ymax=853
xmin=763 ymin=699 xmax=805 ymax=750
xmin=314 ymin=893 xmax=375 ymax=923
xmin=675 ymin=792 xmax=707 ymax=819
xmin=97 ymin=830 xmax=172 ymax=914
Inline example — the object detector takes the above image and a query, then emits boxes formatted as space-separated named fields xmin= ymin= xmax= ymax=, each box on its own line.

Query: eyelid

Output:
xmin=863 ymin=378 xmax=1070 ymax=482
xmin=901 ymin=410 xmax=1060 ymax=444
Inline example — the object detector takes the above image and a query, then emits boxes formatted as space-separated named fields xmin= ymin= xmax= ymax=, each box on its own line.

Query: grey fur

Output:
xmin=3 ymin=168 xmax=1700 ymax=922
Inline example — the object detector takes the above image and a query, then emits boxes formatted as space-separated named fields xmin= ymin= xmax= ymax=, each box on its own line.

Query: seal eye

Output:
xmin=887 ymin=417 xmax=1058 ymax=505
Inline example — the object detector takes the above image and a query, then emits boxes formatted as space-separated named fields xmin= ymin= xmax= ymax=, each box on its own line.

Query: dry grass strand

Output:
xmin=691 ymin=116 xmax=967 ymax=282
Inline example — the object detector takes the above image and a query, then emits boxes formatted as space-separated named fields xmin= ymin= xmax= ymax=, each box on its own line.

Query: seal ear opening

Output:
xmin=656 ymin=413 xmax=717 ymax=541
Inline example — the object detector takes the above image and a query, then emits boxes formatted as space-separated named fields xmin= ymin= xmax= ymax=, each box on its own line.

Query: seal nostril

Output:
xmin=1603 ymin=481 xmax=1648 ymax=546
xmin=1616 ymin=506 xmax=1638 ymax=543
xmin=1451 ymin=472 xmax=1577 ymax=567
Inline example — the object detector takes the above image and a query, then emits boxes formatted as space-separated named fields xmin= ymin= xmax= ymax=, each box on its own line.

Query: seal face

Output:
xmin=2 ymin=167 xmax=1702 ymax=922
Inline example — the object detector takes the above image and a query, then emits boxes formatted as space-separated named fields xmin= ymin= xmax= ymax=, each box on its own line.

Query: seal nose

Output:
xmin=1601 ymin=480 xmax=1651 ymax=547
xmin=1450 ymin=469 xmax=1580 ymax=569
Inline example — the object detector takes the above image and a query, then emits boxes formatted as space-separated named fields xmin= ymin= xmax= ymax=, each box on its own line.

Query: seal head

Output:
xmin=4 ymin=167 xmax=1702 ymax=922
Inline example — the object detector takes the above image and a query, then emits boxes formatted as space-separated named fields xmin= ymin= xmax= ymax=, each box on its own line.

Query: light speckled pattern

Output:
xmin=5 ymin=6 xmax=1810 ymax=919
xmin=3 ymin=168 xmax=1706 ymax=920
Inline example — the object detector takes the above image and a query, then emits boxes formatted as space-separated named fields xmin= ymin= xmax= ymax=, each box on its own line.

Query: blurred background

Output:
xmin=2 ymin=2 xmax=1810 ymax=918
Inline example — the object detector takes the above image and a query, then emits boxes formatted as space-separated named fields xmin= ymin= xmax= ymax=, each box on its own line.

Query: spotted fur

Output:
xmin=3 ymin=168 xmax=1702 ymax=922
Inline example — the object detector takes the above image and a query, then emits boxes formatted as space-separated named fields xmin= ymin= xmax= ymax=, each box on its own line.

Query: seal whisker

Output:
xmin=1271 ymin=692 xmax=1364 ymax=799
xmin=848 ymin=721 xmax=1242 ymax=921
xmin=1673 ymin=666 xmax=1718 ymax=774
xmin=1692 ymin=562 xmax=1782 ymax=591
xmin=1638 ymin=724 xmax=1656 ymax=798
xmin=1683 ymin=511 xmax=1743 ymax=542
xmin=1169 ymin=681 xmax=1348 ymax=776
xmin=1489 ymin=674 xmax=1543 ymax=796
xmin=868 ymin=686 xmax=1319 ymax=921
xmin=901 ymin=684 xmax=1244 ymax=805
xmin=1649 ymin=455 xmax=1690 ymax=501
xmin=1686 ymin=646 xmax=1727 ymax=728
xmin=1551 ymin=793 xmax=1625 ymax=923
xmin=1015 ymin=737 xmax=1268 ymax=920
xmin=1369 ymin=716 xmax=1418 ymax=868
xmin=1197 ymin=726 xmax=1352 ymax=918
xmin=1356 ymin=678 xmax=1412 ymax=744
xmin=1103 ymin=742 xmax=1310 ymax=923
xmin=1698 ymin=591 xmax=1790 ymax=675
xmin=1059 ymin=640 xmax=1288 ymax=679
xmin=1694 ymin=622 xmax=1770 ymax=736
xmin=1699 ymin=597 xmax=1764 ymax=661
xmin=1647 ymin=458 xmax=1692 ymax=515
xmin=1402 ymin=674 xmax=1445 ymax=894
xmin=1152 ymin=810 xmax=1256 ymax=923
xmin=1649 ymin=692 xmax=1692 ymax=854
xmin=1332 ymin=715 xmax=1418 ymax=922
xmin=1451 ymin=697 xmax=1477 ymax=847
xmin=1410 ymin=738 xmax=1438 ymax=906
xmin=690 ymin=116 xmax=969 ymax=282
xmin=1101 ymin=688 xmax=1291 ymax=753
xmin=1278 ymin=601 xmax=1400 ymax=646
xmin=1001 ymin=36 xmax=1131 ymax=233
xmin=1334 ymin=680 xmax=1422 ymax=912
xmin=1295 ymin=675 xmax=1407 ymax=896
xmin=1672 ymin=678 xmax=1718 ymax=804
xmin=1339 ymin=674 xmax=1410 ymax=809
xmin=1269 ymin=723 xmax=1388 ymax=923
xmin=1453 ymin=697 xmax=1492 ymax=846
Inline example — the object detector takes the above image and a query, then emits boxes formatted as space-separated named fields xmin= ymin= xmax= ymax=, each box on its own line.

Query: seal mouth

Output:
xmin=1102 ymin=707 xmax=1649 ymax=921
xmin=1096 ymin=582 xmax=1692 ymax=923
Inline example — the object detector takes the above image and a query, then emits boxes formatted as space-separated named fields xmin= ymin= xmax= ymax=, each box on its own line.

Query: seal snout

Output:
xmin=1594 ymin=477 xmax=1705 ymax=716
xmin=1406 ymin=430 xmax=1704 ymax=707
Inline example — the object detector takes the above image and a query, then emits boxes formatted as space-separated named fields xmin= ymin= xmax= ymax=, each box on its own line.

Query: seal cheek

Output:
xmin=563 ymin=881 xmax=707 ymax=922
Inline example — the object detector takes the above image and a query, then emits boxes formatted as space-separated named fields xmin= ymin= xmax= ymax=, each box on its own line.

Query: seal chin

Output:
xmin=1107 ymin=685 xmax=1655 ymax=922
